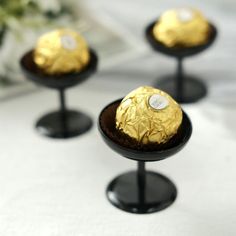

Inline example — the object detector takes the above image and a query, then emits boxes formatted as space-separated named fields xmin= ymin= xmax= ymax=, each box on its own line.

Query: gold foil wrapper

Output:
xmin=153 ymin=8 xmax=210 ymax=48
xmin=116 ymin=86 xmax=183 ymax=144
xmin=34 ymin=29 xmax=90 ymax=75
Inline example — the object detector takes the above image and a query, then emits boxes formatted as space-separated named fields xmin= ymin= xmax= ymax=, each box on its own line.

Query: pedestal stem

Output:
xmin=137 ymin=161 xmax=146 ymax=204
xmin=59 ymin=88 xmax=67 ymax=136
xmin=59 ymin=88 xmax=66 ymax=113
xmin=176 ymin=57 xmax=184 ymax=101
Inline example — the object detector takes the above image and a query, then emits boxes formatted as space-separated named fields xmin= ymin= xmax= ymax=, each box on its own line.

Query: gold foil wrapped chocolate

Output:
xmin=153 ymin=8 xmax=210 ymax=48
xmin=116 ymin=86 xmax=183 ymax=144
xmin=34 ymin=29 xmax=90 ymax=75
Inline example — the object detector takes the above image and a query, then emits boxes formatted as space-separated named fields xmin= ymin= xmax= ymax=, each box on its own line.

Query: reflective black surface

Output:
xmin=107 ymin=169 xmax=177 ymax=214
xmin=145 ymin=21 xmax=217 ymax=58
xmin=145 ymin=21 xmax=217 ymax=103
xmin=36 ymin=110 xmax=93 ymax=138
xmin=20 ymin=49 xmax=98 ymax=138
xmin=98 ymin=99 xmax=192 ymax=162
xmin=98 ymin=99 xmax=192 ymax=214
xmin=20 ymin=49 xmax=98 ymax=89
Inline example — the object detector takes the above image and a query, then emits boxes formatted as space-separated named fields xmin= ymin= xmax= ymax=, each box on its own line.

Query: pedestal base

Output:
xmin=36 ymin=110 xmax=93 ymax=139
xmin=106 ymin=171 xmax=177 ymax=214
xmin=154 ymin=76 xmax=207 ymax=103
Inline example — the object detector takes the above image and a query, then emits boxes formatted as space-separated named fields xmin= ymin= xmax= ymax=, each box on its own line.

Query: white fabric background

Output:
xmin=0 ymin=0 xmax=236 ymax=235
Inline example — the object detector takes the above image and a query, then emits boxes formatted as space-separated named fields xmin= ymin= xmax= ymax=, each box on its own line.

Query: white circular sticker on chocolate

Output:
xmin=149 ymin=94 xmax=169 ymax=110
xmin=61 ymin=35 xmax=77 ymax=50
xmin=177 ymin=9 xmax=193 ymax=22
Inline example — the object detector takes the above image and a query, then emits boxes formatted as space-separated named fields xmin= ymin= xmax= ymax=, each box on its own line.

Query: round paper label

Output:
xmin=149 ymin=94 xmax=169 ymax=110
xmin=177 ymin=9 xmax=193 ymax=22
xmin=61 ymin=35 xmax=77 ymax=50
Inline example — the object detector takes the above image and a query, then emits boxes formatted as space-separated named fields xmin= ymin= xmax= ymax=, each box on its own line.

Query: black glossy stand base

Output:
xmin=107 ymin=170 xmax=177 ymax=214
xmin=36 ymin=110 xmax=92 ymax=139
xmin=145 ymin=21 xmax=217 ymax=104
xmin=154 ymin=75 xmax=207 ymax=104
xmin=20 ymin=49 xmax=98 ymax=139
xmin=99 ymin=100 xmax=192 ymax=214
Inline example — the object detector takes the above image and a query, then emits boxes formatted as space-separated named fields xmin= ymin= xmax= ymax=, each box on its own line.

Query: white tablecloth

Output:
xmin=0 ymin=0 xmax=236 ymax=235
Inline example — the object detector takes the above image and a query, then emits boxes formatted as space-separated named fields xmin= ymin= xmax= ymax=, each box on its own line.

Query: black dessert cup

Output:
xmin=98 ymin=99 xmax=192 ymax=214
xmin=145 ymin=20 xmax=217 ymax=103
xmin=20 ymin=49 xmax=98 ymax=139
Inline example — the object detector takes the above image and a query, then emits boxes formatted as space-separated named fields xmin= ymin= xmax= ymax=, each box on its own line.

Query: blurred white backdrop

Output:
xmin=0 ymin=1 xmax=236 ymax=236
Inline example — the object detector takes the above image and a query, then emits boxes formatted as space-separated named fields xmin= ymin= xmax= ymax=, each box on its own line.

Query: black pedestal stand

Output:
xmin=98 ymin=99 xmax=192 ymax=214
xmin=145 ymin=21 xmax=217 ymax=103
xmin=107 ymin=161 xmax=177 ymax=214
xmin=35 ymin=88 xmax=93 ymax=138
xmin=20 ymin=49 xmax=98 ymax=138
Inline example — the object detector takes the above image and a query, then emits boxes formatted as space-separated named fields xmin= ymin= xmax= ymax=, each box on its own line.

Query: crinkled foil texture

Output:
xmin=153 ymin=8 xmax=210 ymax=48
xmin=34 ymin=29 xmax=90 ymax=75
xmin=116 ymin=86 xmax=183 ymax=144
